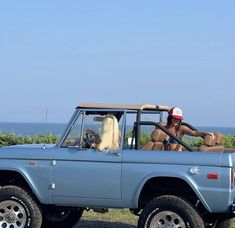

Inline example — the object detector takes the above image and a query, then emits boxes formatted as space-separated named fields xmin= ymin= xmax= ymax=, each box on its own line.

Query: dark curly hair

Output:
xmin=167 ymin=115 xmax=182 ymax=125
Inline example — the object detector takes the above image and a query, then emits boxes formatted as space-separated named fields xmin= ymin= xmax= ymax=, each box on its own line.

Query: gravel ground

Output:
xmin=74 ymin=219 xmax=137 ymax=228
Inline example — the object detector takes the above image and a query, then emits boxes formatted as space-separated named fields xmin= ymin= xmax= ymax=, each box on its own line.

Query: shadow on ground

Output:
xmin=75 ymin=219 xmax=136 ymax=228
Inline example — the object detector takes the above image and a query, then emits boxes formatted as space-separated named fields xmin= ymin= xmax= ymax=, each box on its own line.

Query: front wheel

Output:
xmin=42 ymin=206 xmax=83 ymax=228
xmin=138 ymin=195 xmax=204 ymax=228
xmin=0 ymin=185 xmax=42 ymax=228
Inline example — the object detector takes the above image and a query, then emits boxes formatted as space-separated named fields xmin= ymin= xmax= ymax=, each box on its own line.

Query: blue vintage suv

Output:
xmin=0 ymin=103 xmax=235 ymax=228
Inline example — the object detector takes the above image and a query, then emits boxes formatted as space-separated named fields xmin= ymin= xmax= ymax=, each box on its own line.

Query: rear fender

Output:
xmin=135 ymin=173 xmax=212 ymax=212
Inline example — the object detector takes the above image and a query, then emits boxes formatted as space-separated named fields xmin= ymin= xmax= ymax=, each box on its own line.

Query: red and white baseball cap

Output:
xmin=168 ymin=107 xmax=183 ymax=120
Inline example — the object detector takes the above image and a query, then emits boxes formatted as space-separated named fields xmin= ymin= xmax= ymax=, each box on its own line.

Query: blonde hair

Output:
xmin=97 ymin=114 xmax=120 ymax=151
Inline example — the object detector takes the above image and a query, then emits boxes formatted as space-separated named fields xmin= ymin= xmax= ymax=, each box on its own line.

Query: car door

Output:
xmin=52 ymin=110 xmax=124 ymax=204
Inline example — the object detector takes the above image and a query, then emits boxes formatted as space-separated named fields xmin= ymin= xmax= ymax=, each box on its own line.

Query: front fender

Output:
xmin=0 ymin=159 xmax=52 ymax=204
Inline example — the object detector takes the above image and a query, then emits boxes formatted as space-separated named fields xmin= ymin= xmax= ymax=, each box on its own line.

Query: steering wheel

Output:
xmin=82 ymin=129 xmax=101 ymax=148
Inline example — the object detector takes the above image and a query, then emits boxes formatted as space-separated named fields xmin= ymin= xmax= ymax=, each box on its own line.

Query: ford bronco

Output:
xmin=0 ymin=103 xmax=235 ymax=228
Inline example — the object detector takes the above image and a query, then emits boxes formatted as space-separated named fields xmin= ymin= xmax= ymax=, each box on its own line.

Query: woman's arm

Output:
xmin=180 ymin=126 xmax=212 ymax=138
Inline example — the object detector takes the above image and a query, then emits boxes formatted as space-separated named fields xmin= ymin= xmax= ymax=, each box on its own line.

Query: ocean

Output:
xmin=0 ymin=122 xmax=66 ymax=136
xmin=0 ymin=122 xmax=235 ymax=137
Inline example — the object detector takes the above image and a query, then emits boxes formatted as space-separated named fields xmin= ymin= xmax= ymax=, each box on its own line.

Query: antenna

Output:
xmin=45 ymin=108 xmax=48 ymax=124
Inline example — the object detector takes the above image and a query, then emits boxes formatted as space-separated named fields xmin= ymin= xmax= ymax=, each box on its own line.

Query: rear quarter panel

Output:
xmin=121 ymin=150 xmax=232 ymax=212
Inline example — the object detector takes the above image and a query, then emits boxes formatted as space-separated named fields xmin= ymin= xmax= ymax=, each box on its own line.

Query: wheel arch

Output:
xmin=135 ymin=174 xmax=211 ymax=212
xmin=0 ymin=169 xmax=44 ymax=204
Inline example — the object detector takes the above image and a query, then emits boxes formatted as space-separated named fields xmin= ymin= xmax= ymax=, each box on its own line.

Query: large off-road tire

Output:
xmin=138 ymin=195 xmax=204 ymax=228
xmin=42 ymin=206 xmax=83 ymax=228
xmin=0 ymin=185 xmax=42 ymax=228
xmin=215 ymin=218 xmax=235 ymax=228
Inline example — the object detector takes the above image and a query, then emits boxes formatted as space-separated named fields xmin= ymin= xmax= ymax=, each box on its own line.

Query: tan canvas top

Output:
xmin=77 ymin=103 xmax=171 ymax=111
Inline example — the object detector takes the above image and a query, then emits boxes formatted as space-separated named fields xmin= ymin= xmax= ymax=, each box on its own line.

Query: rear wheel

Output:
xmin=215 ymin=218 xmax=235 ymax=228
xmin=138 ymin=195 xmax=204 ymax=228
xmin=42 ymin=206 xmax=83 ymax=228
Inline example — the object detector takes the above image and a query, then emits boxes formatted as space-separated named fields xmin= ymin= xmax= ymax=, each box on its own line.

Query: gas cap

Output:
xmin=189 ymin=167 xmax=199 ymax=175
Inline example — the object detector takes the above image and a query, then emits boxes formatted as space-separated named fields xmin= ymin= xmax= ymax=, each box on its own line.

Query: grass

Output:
xmin=82 ymin=209 xmax=138 ymax=225
xmin=82 ymin=209 xmax=235 ymax=227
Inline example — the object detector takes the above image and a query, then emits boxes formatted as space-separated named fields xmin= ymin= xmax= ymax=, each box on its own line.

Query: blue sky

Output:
xmin=0 ymin=0 xmax=234 ymax=127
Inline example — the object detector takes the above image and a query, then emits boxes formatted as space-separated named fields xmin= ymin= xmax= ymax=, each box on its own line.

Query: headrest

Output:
xmin=204 ymin=134 xmax=216 ymax=146
xmin=214 ymin=133 xmax=224 ymax=145
xmin=151 ymin=129 xmax=167 ymax=142
xmin=204 ymin=133 xmax=224 ymax=146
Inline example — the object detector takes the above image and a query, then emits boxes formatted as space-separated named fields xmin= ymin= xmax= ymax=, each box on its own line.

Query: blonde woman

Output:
xmin=97 ymin=114 xmax=120 ymax=151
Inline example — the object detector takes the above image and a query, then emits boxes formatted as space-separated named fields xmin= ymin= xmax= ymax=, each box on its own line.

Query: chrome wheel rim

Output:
xmin=0 ymin=200 xmax=26 ymax=228
xmin=150 ymin=210 xmax=186 ymax=228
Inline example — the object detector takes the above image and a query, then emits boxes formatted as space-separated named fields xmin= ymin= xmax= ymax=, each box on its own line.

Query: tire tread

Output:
xmin=0 ymin=185 xmax=42 ymax=228
xmin=138 ymin=195 xmax=204 ymax=228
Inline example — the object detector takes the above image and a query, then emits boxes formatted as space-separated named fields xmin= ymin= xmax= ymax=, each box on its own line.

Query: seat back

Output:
xmin=198 ymin=145 xmax=224 ymax=152
xmin=142 ymin=129 xmax=165 ymax=151
xmin=152 ymin=142 xmax=165 ymax=150
xmin=214 ymin=133 xmax=224 ymax=145
xmin=199 ymin=133 xmax=224 ymax=152
xmin=151 ymin=128 xmax=167 ymax=142
xmin=142 ymin=123 xmax=167 ymax=151
xmin=142 ymin=141 xmax=154 ymax=150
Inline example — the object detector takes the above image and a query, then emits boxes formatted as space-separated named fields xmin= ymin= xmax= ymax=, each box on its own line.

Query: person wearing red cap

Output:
xmin=162 ymin=107 xmax=212 ymax=150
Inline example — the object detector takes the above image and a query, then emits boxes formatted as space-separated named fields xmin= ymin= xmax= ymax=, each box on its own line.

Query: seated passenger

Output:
xmin=152 ymin=107 xmax=213 ymax=151
xmin=92 ymin=114 xmax=120 ymax=151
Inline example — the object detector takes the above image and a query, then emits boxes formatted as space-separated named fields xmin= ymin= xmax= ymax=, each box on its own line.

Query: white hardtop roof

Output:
xmin=77 ymin=103 xmax=171 ymax=111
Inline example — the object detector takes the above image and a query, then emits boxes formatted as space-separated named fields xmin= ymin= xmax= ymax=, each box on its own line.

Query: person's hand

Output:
xmin=91 ymin=142 xmax=98 ymax=148
xmin=202 ymin=132 xmax=214 ymax=138
xmin=206 ymin=132 xmax=214 ymax=136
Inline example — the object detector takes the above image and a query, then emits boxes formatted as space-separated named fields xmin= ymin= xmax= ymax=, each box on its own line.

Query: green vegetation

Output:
xmin=0 ymin=131 xmax=234 ymax=226
xmin=0 ymin=132 xmax=59 ymax=147
xmin=183 ymin=137 xmax=204 ymax=147
xmin=223 ymin=135 xmax=235 ymax=148
xmin=135 ymin=131 xmax=235 ymax=148
xmin=124 ymin=131 xmax=151 ymax=146
xmin=0 ymin=131 xmax=234 ymax=149
xmin=82 ymin=209 xmax=137 ymax=224
xmin=184 ymin=135 xmax=235 ymax=148
xmin=136 ymin=132 xmax=235 ymax=148
xmin=140 ymin=133 xmax=151 ymax=146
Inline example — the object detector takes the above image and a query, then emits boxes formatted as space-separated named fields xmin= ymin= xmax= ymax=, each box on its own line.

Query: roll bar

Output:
xmin=134 ymin=121 xmax=194 ymax=152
